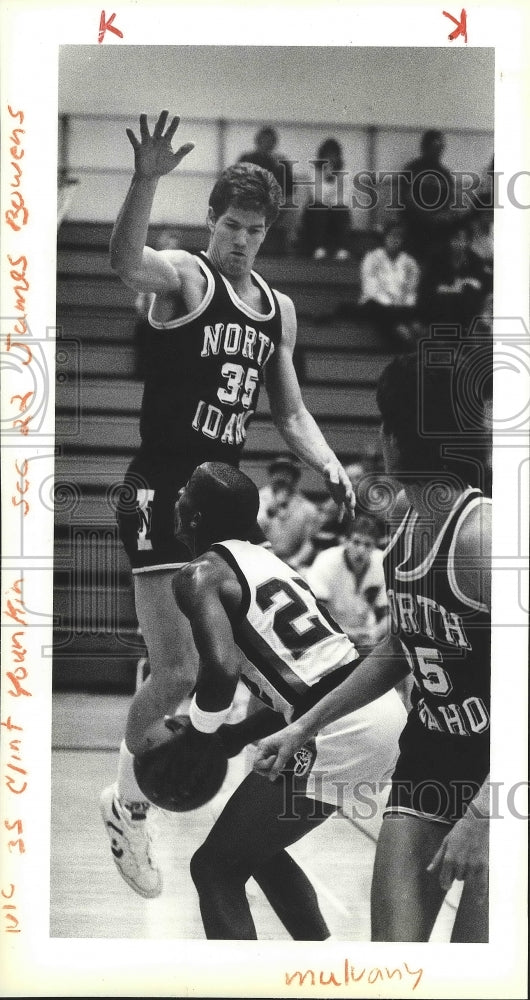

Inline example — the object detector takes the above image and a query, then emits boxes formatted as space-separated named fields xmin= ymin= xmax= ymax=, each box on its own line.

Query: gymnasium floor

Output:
xmin=50 ymin=689 xmax=460 ymax=941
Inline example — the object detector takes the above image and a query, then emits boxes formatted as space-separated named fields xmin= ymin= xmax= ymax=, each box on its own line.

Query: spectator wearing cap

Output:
xmin=258 ymin=455 xmax=323 ymax=570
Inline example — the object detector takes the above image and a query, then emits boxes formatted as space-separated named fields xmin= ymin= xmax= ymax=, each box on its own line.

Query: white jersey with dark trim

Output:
xmin=212 ymin=538 xmax=358 ymax=722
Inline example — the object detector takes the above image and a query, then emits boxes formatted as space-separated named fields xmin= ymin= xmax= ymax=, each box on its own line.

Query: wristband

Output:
xmin=189 ymin=693 xmax=231 ymax=734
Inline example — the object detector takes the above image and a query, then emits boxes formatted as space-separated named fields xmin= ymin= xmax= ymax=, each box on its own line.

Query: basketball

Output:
xmin=133 ymin=715 xmax=229 ymax=812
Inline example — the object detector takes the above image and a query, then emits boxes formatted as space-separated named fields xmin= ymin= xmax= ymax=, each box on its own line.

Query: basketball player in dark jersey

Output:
xmin=169 ymin=461 xmax=406 ymax=939
xmin=100 ymin=111 xmax=355 ymax=898
xmin=255 ymin=352 xmax=491 ymax=943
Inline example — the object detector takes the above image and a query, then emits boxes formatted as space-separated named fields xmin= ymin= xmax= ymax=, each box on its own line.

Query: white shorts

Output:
xmin=299 ymin=689 xmax=408 ymax=819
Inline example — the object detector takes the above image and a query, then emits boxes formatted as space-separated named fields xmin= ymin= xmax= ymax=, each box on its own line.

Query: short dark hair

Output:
xmin=208 ymin=163 xmax=281 ymax=226
xmin=376 ymin=352 xmax=465 ymax=481
xmin=316 ymin=138 xmax=344 ymax=168
xmin=421 ymin=129 xmax=444 ymax=153
xmin=189 ymin=462 xmax=259 ymax=542
xmin=349 ymin=514 xmax=380 ymax=543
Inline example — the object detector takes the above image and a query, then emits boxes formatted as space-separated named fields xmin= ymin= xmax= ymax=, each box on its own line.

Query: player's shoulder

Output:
xmin=160 ymin=248 xmax=203 ymax=276
xmin=454 ymin=493 xmax=492 ymax=556
xmin=271 ymin=288 xmax=296 ymax=326
xmin=173 ymin=551 xmax=227 ymax=602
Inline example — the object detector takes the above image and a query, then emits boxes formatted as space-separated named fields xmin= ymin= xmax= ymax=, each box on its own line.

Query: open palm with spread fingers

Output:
xmin=127 ymin=111 xmax=195 ymax=179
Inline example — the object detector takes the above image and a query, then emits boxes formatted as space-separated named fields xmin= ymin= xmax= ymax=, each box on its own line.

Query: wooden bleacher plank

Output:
xmin=54 ymin=454 xmax=130 ymax=483
xmin=55 ymin=413 xmax=141 ymax=450
xmin=57 ymin=278 xmax=136 ymax=309
xmin=295 ymin=320 xmax=386 ymax=351
xmin=55 ymin=305 xmax=384 ymax=353
xmin=57 ymin=248 xmax=361 ymax=288
xmin=53 ymin=583 xmax=137 ymax=626
xmin=58 ymin=220 xmax=209 ymax=252
xmin=55 ymin=412 xmax=378 ymax=454
xmin=56 ymin=274 xmax=357 ymax=317
xmin=56 ymin=307 xmax=136 ymax=341
xmin=304 ymin=352 xmax=394 ymax=384
xmin=53 ymin=453 xmax=368 ymax=499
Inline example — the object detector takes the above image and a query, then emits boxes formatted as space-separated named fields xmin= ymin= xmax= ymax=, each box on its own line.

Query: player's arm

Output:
xmin=265 ymin=291 xmax=355 ymax=518
xmin=172 ymin=556 xmax=242 ymax=721
xmin=109 ymin=110 xmax=195 ymax=293
xmin=253 ymin=632 xmax=410 ymax=779
xmin=427 ymin=501 xmax=492 ymax=894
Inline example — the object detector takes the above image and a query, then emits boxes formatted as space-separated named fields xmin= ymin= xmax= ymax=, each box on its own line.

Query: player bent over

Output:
xmin=169 ymin=461 xmax=407 ymax=939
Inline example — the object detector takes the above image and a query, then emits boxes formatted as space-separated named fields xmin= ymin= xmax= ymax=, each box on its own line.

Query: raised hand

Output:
xmin=126 ymin=111 xmax=195 ymax=179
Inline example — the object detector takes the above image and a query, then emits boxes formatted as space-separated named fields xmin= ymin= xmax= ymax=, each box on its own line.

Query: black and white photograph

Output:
xmin=1 ymin=2 xmax=528 ymax=997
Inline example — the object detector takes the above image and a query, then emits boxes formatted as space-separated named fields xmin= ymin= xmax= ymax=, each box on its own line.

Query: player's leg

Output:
xmin=252 ymin=849 xmax=331 ymax=940
xmin=190 ymin=769 xmax=334 ymax=939
xmin=370 ymin=813 xmax=448 ymax=941
xmin=125 ymin=569 xmax=199 ymax=751
xmin=101 ymin=469 xmax=197 ymax=898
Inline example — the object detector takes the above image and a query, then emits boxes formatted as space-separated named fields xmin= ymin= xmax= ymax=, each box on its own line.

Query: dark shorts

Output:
xmin=384 ymin=717 xmax=490 ymax=826
xmin=116 ymin=459 xmax=193 ymax=573
xmin=116 ymin=454 xmax=266 ymax=573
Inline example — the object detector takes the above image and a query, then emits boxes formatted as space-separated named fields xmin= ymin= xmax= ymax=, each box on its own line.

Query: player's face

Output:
xmin=176 ymin=482 xmax=195 ymax=538
xmin=208 ymin=205 xmax=267 ymax=278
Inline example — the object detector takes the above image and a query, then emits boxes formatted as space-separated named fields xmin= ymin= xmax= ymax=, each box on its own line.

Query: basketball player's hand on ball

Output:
xmin=127 ymin=111 xmax=195 ymax=179
xmin=253 ymin=722 xmax=306 ymax=780
xmin=427 ymin=808 xmax=489 ymax=900
xmin=323 ymin=460 xmax=356 ymax=527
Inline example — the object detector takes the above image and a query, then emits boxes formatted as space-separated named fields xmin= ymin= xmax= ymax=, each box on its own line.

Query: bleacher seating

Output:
xmin=54 ymin=222 xmax=392 ymax=690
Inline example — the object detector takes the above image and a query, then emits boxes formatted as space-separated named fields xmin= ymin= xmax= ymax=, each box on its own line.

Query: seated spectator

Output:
xmin=402 ymin=129 xmax=461 ymax=266
xmin=306 ymin=514 xmax=390 ymax=655
xmin=418 ymin=223 xmax=490 ymax=331
xmin=316 ymin=458 xmax=387 ymax=550
xmin=238 ymin=125 xmax=295 ymax=254
xmin=359 ymin=221 xmax=422 ymax=346
xmin=258 ymin=454 xmax=323 ymax=570
xmin=296 ymin=138 xmax=352 ymax=260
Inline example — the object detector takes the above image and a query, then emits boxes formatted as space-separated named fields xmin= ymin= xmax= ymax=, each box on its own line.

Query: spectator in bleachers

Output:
xmin=402 ymin=129 xmax=457 ymax=265
xmin=359 ymin=221 xmax=422 ymax=347
xmin=238 ymin=125 xmax=294 ymax=254
xmin=315 ymin=457 xmax=387 ymax=550
xmin=296 ymin=138 xmax=352 ymax=260
xmin=418 ymin=222 xmax=490 ymax=331
xmin=258 ymin=454 xmax=323 ymax=570
xmin=306 ymin=513 xmax=390 ymax=656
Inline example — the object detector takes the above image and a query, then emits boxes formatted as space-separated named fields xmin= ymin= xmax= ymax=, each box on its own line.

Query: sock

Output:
xmin=117 ymin=740 xmax=150 ymax=812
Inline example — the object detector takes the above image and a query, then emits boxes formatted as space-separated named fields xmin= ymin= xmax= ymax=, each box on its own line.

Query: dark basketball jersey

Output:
xmin=212 ymin=539 xmax=358 ymax=722
xmin=383 ymin=487 xmax=491 ymax=743
xmin=138 ymin=252 xmax=283 ymax=470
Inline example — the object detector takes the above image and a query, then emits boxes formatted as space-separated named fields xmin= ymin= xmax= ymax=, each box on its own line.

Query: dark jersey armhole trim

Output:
xmin=210 ymin=542 xmax=251 ymax=624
